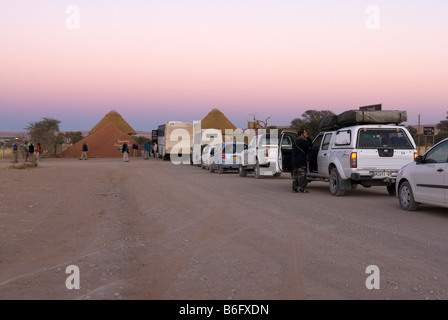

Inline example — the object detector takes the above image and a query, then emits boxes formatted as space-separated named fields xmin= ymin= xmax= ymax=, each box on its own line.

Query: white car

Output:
xmin=239 ymin=133 xmax=281 ymax=178
xmin=201 ymin=144 xmax=217 ymax=170
xmin=208 ymin=142 xmax=247 ymax=174
xmin=397 ymin=138 xmax=448 ymax=210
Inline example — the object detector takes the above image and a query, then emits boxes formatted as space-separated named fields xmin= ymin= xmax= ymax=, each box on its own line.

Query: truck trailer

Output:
xmin=157 ymin=121 xmax=193 ymax=162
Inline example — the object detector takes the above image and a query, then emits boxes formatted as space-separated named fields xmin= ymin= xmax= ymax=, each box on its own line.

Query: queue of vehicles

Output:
xmin=153 ymin=111 xmax=448 ymax=211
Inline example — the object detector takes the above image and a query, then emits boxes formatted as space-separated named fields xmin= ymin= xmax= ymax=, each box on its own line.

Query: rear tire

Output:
xmin=329 ymin=168 xmax=346 ymax=196
xmin=398 ymin=181 xmax=419 ymax=211
xmin=209 ymin=163 xmax=215 ymax=173
xmin=273 ymin=172 xmax=281 ymax=177
xmin=254 ymin=160 xmax=263 ymax=179
xmin=218 ymin=165 xmax=224 ymax=174
xmin=239 ymin=165 xmax=247 ymax=177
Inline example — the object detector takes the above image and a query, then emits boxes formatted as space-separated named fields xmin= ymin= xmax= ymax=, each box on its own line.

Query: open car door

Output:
xmin=278 ymin=131 xmax=297 ymax=172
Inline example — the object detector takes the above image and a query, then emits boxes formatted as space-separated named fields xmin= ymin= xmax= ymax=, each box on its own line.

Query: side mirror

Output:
xmin=415 ymin=156 xmax=424 ymax=164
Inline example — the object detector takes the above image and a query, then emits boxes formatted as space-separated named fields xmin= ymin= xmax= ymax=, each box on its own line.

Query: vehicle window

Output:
xmin=322 ymin=133 xmax=332 ymax=150
xmin=424 ymin=141 xmax=448 ymax=163
xmin=260 ymin=135 xmax=279 ymax=145
xmin=224 ymin=143 xmax=246 ymax=154
xmin=312 ymin=134 xmax=323 ymax=151
xmin=357 ymin=128 xmax=414 ymax=149
xmin=335 ymin=130 xmax=351 ymax=146
xmin=281 ymin=136 xmax=293 ymax=149
xmin=249 ymin=138 xmax=256 ymax=149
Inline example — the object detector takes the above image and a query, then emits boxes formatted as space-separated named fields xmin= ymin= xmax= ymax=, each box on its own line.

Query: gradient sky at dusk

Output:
xmin=1 ymin=0 xmax=447 ymax=132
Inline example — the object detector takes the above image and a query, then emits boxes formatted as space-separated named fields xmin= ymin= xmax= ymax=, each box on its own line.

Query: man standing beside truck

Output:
xmin=292 ymin=129 xmax=312 ymax=193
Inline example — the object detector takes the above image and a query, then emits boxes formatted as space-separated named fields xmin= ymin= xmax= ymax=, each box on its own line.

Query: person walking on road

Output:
xmin=144 ymin=141 xmax=151 ymax=160
xmin=132 ymin=143 xmax=139 ymax=157
xmin=13 ymin=142 xmax=19 ymax=163
xmin=28 ymin=143 xmax=35 ymax=162
xmin=80 ymin=143 xmax=88 ymax=160
xmin=291 ymin=129 xmax=312 ymax=193
xmin=36 ymin=143 xmax=42 ymax=162
xmin=23 ymin=142 xmax=29 ymax=162
xmin=152 ymin=142 xmax=157 ymax=158
xmin=122 ymin=142 xmax=130 ymax=162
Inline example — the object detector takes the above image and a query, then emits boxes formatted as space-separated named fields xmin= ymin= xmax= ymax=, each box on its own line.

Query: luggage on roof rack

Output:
xmin=319 ymin=110 xmax=407 ymax=131
xmin=318 ymin=114 xmax=339 ymax=131
xmin=337 ymin=110 xmax=407 ymax=126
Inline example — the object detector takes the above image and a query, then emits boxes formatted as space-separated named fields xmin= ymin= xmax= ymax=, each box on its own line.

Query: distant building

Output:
xmin=407 ymin=124 xmax=440 ymax=136
xmin=89 ymin=110 xmax=136 ymax=135
xmin=61 ymin=110 xmax=138 ymax=158
xmin=201 ymin=108 xmax=237 ymax=137
xmin=247 ymin=121 xmax=261 ymax=130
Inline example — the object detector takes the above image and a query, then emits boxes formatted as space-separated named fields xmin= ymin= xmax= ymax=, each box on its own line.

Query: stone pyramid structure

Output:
xmin=89 ymin=110 xmax=136 ymax=135
xmin=201 ymin=108 xmax=237 ymax=135
xmin=61 ymin=122 xmax=138 ymax=158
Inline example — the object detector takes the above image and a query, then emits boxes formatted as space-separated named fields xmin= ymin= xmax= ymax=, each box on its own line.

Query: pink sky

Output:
xmin=1 ymin=1 xmax=447 ymax=131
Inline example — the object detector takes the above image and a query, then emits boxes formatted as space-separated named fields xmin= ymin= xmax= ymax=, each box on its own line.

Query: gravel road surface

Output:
xmin=0 ymin=158 xmax=447 ymax=300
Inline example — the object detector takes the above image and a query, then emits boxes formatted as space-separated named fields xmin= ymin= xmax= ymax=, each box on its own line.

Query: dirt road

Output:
xmin=0 ymin=158 xmax=447 ymax=300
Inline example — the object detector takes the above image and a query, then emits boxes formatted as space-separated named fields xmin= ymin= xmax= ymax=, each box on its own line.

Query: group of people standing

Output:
xmin=78 ymin=141 xmax=157 ymax=162
xmin=143 ymin=141 xmax=157 ymax=160
xmin=13 ymin=142 xmax=42 ymax=163
xmin=122 ymin=141 xmax=157 ymax=162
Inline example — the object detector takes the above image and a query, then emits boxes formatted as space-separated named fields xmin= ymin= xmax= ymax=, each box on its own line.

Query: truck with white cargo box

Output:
xmin=157 ymin=121 xmax=193 ymax=161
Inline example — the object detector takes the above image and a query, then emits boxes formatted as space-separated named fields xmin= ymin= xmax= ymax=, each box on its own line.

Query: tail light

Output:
xmin=265 ymin=149 xmax=269 ymax=158
xmin=350 ymin=152 xmax=357 ymax=168
xmin=414 ymin=152 xmax=418 ymax=159
xmin=222 ymin=150 xmax=226 ymax=160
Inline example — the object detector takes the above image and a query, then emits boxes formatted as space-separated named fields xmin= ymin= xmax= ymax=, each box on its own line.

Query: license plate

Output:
xmin=233 ymin=156 xmax=237 ymax=160
xmin=371 ymin=171 xmax=391 ymax=178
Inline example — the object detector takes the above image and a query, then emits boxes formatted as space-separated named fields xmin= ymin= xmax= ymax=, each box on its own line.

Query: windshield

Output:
xmin=223 ymin=143 xmax=247 ymax=154
xmin=260 ymin=135 xmax=279 ymax=145
xmin=357 ymin=128 xmax=414 ymax=149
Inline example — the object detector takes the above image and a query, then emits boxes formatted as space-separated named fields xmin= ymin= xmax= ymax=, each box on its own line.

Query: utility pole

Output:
xmin=417 ymin=114 xmax=421 ymax=154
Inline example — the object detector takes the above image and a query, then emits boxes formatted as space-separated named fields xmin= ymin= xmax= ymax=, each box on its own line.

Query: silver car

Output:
xmin=396 ymin=138 xmax=448 ymax=210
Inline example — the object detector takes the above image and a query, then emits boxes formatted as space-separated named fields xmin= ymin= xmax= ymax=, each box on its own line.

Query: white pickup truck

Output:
xmin=278 ymin=124 xmax=418 ymax=196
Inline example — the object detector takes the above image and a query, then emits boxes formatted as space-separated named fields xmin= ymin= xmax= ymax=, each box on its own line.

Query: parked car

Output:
xmin=396 ymin=138 xmax=448 ymax=210
xmin=209 ymin=142 xmax=247 ymax=174
xmin=201 ymin=144 xmax=216 ymax=170
xmin=239 ymin=133 xmax=281 ymax=178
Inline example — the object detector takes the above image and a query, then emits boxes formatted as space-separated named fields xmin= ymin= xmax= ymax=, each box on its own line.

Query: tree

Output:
xmin=406 ymin=125 xmax=418 ymax=144
xmin=290 ymin=110 xmax=335 ymax=139
xmin=435 ymin=111 xmax=448 ymax=143
xmin=25 ymin=118 xmax=61 ymax=157
xmin=248 ymin=114 xmax=271 ymax=129
xmin=132 ymin=135 xmax=150 ymax=146
xmin=63 ymin=131 xmax=84 ymax=145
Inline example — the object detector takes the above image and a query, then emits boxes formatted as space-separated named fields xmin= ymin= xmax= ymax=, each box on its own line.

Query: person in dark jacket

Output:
xmin=122 ymin=142 xmax=130 ymax=162
xmin=291 ymin=129 xmax=312 ymax=193
xmin=80 ymin=143 xmax=88 ymax=160
xmin=28 ymin=143 xmax=35 ymax=162
xmin=132 ymin=143 xmax=139 ymax=157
